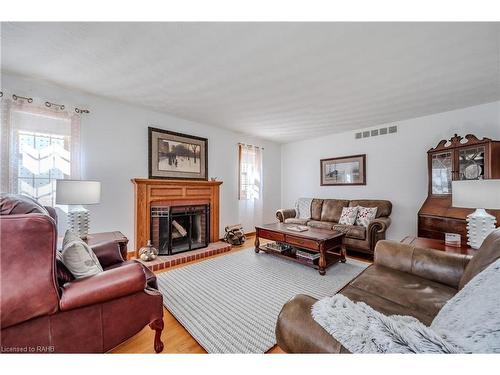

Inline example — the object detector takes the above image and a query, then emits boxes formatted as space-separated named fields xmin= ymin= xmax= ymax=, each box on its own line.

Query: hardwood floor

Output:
xmin=112 ymin=235 xmax=370 ymax=354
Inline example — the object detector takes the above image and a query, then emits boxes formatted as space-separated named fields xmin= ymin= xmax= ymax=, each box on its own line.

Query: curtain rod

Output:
xmin=2 ymin=92 xmax=90 ymax=114
xmin=238 ymin=142 xmax=264 ymax=150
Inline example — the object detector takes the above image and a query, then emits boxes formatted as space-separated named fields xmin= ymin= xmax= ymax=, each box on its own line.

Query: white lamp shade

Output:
xmin=56 ymin=180 xmax=101 ymax=205
xmin=452 ymin=179 xmax=500 ymax=209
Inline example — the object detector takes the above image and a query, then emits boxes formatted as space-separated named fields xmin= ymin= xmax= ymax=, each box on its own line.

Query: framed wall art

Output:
xmin=320 ymin=154 xmax=366 ymax=186
xmin=148 ymin=127 xmax=208 ymax=180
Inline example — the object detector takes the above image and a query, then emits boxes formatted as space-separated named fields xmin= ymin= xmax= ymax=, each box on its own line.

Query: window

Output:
xmin=238 ymin=144 xmax=262 ymax=200
xmin=1 ymin=100 xmax=80 ymax=206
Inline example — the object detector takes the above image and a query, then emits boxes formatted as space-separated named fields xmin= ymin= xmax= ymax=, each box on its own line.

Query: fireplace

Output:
xmin=151 ymin=204 xmax=210 ymax=255
xmin=132 ymin=178 xmax=222 ymax=257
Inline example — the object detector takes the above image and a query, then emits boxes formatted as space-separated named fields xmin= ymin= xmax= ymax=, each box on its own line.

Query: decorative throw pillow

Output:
xmin=338 ymin=206 xmax=358 ymax=225
xmin=355 ymin=206 xmax=377 ymax=227
xmin=61 ymin=230 xmax=103 ymax=279
xmin=295 ymin=198 xmax=313 ymax=219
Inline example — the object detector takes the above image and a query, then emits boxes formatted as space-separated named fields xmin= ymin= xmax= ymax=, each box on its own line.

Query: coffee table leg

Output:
xmin=254 ymin=235 xmax=260 ymax=253
xmin=340 ymin=244 xmax=346 ymax=263
xmin=319 ymin=246 xmax=326 ymax=275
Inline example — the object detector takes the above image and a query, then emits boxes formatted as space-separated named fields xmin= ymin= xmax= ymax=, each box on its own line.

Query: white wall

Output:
xmin=5 ymin=71 xmax=499 ymax=246
xmin=281 ymin=101 xmax=500 ymax=241
xmin=3 ymin=73 xmax=282 ymax=248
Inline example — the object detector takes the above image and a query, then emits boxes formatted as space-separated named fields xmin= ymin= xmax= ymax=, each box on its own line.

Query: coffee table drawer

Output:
xmin=258 ymin=229 xmax=285 ymax=242
xmin=286 ymin=235 xmax=318 ymax=250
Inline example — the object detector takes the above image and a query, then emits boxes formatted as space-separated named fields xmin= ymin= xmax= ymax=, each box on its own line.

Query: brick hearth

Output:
xmin=137 ymin=241 xmax=232 ymax=272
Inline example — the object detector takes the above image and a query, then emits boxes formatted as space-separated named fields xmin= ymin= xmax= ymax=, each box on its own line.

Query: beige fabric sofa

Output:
xmin=276 ymin=199 xmax=392 ymax=256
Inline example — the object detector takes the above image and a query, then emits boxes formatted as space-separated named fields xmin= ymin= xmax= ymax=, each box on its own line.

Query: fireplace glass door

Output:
xmin=151 ymin=204 xmax=209 ymax=256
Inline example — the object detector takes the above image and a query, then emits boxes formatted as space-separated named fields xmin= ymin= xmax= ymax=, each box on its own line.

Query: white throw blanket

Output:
xmin=312 ymin=295 xmax=459 ymax=353
xmin=311 ymin=259 xmax=500 ymax=353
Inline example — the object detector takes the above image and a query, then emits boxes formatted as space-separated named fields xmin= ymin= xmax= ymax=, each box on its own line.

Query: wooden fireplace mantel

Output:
xmin=131 ymin=178 xmax=223 ymax=256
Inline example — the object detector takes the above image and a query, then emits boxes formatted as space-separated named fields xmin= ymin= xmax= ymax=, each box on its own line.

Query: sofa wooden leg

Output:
xmin=149 ymin=318 xmax=164 ymax=353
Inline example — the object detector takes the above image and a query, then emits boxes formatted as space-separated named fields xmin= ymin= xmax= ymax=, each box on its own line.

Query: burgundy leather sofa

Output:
xmin=275 ymin=228 xmax=500 ymax=353
xmin=0 ymin=194 xmax=164 ymax=353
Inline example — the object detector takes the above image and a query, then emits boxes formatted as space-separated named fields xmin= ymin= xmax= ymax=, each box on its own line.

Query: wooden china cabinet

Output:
xmin=418 ymin=134 xmax=500 ymax=246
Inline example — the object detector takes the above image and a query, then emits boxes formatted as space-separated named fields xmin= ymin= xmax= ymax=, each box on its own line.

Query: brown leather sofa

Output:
xmin=0 ymin=194 xmax=164 ymax=353
xmin=276 ymin=199 xmax=392 ymax=256
xmin=275 ymin=228 xmax=500 ymax=353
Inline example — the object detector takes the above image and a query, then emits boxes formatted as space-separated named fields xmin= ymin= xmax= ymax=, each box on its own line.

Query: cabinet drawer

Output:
xmin=285 ymin=235 xmax=319 ymax=250
xmin=257 ymin=229 xmax=284 ymax=242
xmin=419 ymin=215 xmax=466 ymax=234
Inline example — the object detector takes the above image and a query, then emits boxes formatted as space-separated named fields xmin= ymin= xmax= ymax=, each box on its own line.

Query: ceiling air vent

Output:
xmin=354 ymin=125 xmax=397 ymax=140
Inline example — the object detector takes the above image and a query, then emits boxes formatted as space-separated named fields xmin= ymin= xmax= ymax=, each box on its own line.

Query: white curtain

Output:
xmin=238 ymin=143 xmax=264 ymax=233
xmin=0 ymin=95 xmax=81 ymax=206
xmin=239 ymin=144 xmax=263 ymax=201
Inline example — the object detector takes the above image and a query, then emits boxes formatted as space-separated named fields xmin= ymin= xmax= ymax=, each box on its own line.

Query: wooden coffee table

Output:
xmin=254 ymin=223 xmax=346 ymax=275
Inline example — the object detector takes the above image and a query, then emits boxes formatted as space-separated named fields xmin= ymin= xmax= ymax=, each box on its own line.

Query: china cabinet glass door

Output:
xmin=458 ymin=146 xmax=486 ymax=180
xmin=431 ymin=151 xmax=453 ymax=194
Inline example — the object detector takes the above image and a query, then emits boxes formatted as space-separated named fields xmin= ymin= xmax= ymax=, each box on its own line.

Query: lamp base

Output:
xmin=67 ymin=205 xmax=90 ymax=239
xmin=466 ymin=208 xmax=497 ymax=250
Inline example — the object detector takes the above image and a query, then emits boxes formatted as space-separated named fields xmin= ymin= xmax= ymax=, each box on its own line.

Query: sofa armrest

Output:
xmin=276 ymin=294 xmax=347 ymax=353
xmin=374 ymin=240 xmax=471 ymax=288
xmin=60 ymin=263 xmax=146 ymax=311
xmin=276 ymin=208 xmax=296 ymax=222
xmin=91 ymin=240 xmax=124 ymax=268
xmin=368 ymin=217 xmax=391 ymax=234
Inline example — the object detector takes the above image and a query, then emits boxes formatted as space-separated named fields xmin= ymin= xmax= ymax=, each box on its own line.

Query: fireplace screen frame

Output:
xmin=151 ymin=204 xmax=210 ymax=256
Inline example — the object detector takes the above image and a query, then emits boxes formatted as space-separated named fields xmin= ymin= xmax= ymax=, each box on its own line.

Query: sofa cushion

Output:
xmin=320 ymin=199 xmax=349 ymax=223
xmin=349 ymin=265 xmax=457 ymax=319
xmin=349 ymin=200 xmax=392 ymax=218
xmin=285 ymin=218 xmax=309 ymax=225
xmin=341 ymin=284 xmax=435 ymax=325
xmin=311 ymin=199 xmax=324 ymax=221
xmin=458 ymin=228 xmax=500 ymax=290
xmin=307 ymin=220 xmax=334 ymax=230
xmin=332 ymin=224 xmax=366 ymax=240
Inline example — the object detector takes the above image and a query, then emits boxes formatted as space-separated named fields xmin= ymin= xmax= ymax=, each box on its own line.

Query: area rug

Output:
xmin=156 ymin=248 xmax=368 ymax=353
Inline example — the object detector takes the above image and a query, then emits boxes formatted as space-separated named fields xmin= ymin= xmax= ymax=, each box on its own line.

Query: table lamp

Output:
xmin=56 ymin=180 xmax=101 ymax=239
xmin=452 ymin=179 xmax=500 ymax=249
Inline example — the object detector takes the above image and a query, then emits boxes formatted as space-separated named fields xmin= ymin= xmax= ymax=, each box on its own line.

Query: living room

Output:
xmin=1 ymin=1 xmax=500 ymax=374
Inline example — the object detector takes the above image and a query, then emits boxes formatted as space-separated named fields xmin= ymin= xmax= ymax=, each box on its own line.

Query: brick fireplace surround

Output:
xmin=131 ymin=178 xmax=231 ymax=270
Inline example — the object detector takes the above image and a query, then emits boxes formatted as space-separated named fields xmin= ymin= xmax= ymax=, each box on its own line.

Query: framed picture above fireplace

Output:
xmin=320 ymin=154 xmax=366 ymax=186
xmin=148 ymin=127 xmax=208 ymax=180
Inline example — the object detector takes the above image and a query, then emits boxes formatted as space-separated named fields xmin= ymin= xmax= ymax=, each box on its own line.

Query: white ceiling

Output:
xmin=1 ymin=22 xmax=499 ymax=143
